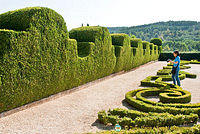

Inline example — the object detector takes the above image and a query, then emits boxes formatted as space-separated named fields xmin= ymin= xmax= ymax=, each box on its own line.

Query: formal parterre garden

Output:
xmin=1 ymin=7 xmax=200 ymax=134
xmin=96 ymin=60 xmax=200 ymax=134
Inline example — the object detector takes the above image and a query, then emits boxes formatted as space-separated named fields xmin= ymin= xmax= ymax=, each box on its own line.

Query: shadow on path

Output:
xmin=121 ymin=99 xmax=137 ymax=110
xmin=91 ymin=119 xmax=114 ymax=131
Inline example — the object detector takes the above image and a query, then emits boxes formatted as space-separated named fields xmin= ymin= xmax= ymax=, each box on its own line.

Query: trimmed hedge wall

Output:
xmin=110 ymin=34 xmax=160 ymax=72
xmin=0 ymin=7 xmax=71 ymax=113
xmin=130 ymin=38 xmax=144 ymax=67
xmin=159 ymin=52 xmax=200 ymax=61
xmin=0 ymin=7 xmax=161 ymax=113
xmin=69 ymin=26 xmax=116 ymax=84
xmin=142 ymin=41 xmax=151 ymax=63
xmin=111 ymin=33 xmax=132 ymax=72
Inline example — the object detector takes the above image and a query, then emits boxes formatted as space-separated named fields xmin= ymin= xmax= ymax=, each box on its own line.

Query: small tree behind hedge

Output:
xmin=150 ymin=38 xmax=162 ymax=46
xmin=130 ymin=35 xmax=136 ymax=38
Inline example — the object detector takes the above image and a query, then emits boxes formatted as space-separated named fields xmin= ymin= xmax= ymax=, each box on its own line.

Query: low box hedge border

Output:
xmin=94 ymin=125 xmax=200 ymax=134
xmin=163 ymin=65 xmax=191 ymax=69
xmin=135 ymin=88 xmax=191 ymax=104
xmin=141 ymin=69 xmax=196 ymax=86
xmin=97 ymin=61 xmax=200 ymax=133
xmin=125 ymin=89 xmax=200 ymax=116
xmin=98 ymin=109 xmax=198 ymax=128
xmin=126 ymin=62 xmax=200 ymax=115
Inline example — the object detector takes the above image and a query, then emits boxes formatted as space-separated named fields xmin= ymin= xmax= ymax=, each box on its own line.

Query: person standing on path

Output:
xmin=169 ymin=51 xmax=181 ymax=86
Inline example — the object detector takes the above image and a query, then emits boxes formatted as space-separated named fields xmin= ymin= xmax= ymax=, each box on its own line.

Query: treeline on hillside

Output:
xmin=108 ymin=21 xmax=200 ymax=52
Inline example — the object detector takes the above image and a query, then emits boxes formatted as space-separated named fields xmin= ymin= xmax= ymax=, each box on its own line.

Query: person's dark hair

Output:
xmin=173 ymin=51 xmax=180 ymax=56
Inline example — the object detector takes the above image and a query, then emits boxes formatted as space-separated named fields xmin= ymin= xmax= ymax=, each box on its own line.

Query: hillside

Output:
xmin=108 ymin=21 xmax=200 ymax=52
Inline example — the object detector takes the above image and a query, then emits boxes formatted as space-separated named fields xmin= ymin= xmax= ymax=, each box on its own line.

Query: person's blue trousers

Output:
xmin=172 ymin=68 xmax=181 ymax=86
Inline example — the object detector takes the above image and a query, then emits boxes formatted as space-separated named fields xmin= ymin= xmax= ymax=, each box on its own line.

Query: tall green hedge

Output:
xmin=0 ymin=7 xmax=71 ymax=113
xmin=111 ymin=33 xmax=133 ymax=72
xmin=129 ymin=39 xmax=159 ymax=68
xmin=130 ymin=38 xmax=144 ymax=67
xmin=0 ymin=7 xmax=161 ymax=113
xmin=69 ymin=26 xmax=116 ymax=85
xmin=142 ymin=41 xmax=151 ymax=63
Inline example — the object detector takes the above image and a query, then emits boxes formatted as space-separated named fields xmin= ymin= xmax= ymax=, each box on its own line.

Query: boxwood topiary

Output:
xmin=0 ymin=7 xmax=162 ymax=113
xmin=0 ymin=8 xmax=117 ymax=113
xmin=98 ymin=108 xmax=198 ymax=128
xmin=0 ymin=7 xmax=72 ymax=113
xmin=111 ymin=33 xmax=133 ymax=72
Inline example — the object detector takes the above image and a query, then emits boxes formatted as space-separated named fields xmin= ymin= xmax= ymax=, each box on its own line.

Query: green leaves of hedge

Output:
xmin=98 ymin=108 xmax=198 ymax=128
xmin=0 ymin=7 xmax=162 ymax=113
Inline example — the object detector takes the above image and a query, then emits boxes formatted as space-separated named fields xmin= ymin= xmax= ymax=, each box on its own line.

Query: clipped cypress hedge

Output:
xmin=129 ymin=38 xmax=160 ymax=68
xmin=142 ymin=41 xmax=151 ymax=63
xmin=0 ymin=7 xmax=161 ymax=113
xmin=69 ymin=26 xmax=116 ymax=84
xmin=111 ymin=33 xmax=132 ymax=72
xmin=0 ymin=8 xmax=117 ymax=113
xmin=0 ymin=7 xmax=72 ymax=113
xmin=130 ymin=38 xmax=144 ymax=67
xmin=110 ymin=34 xmax=160 ymax=72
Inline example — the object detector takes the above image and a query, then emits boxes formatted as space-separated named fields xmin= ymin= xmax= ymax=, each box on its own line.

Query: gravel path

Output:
xmin=181 ymin=64 xmax=200 ymax=103
xmin=0 ymin=61 xmax=199 ymax=134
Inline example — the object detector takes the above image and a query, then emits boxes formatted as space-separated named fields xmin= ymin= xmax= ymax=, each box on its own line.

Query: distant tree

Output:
xmin=87 ymin=23 xmax=89 ymax=26
xmin=81 ymin=23 xmax=83 ymax=27
xmin=150 ymin=38 xmax=162 ymax=46
xmin=129 ymin=33 xmax=136 ymax=38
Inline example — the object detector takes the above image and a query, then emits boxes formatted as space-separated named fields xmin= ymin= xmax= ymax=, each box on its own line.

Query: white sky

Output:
xmin=0 ymin=0 xmax=200 ymax=30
